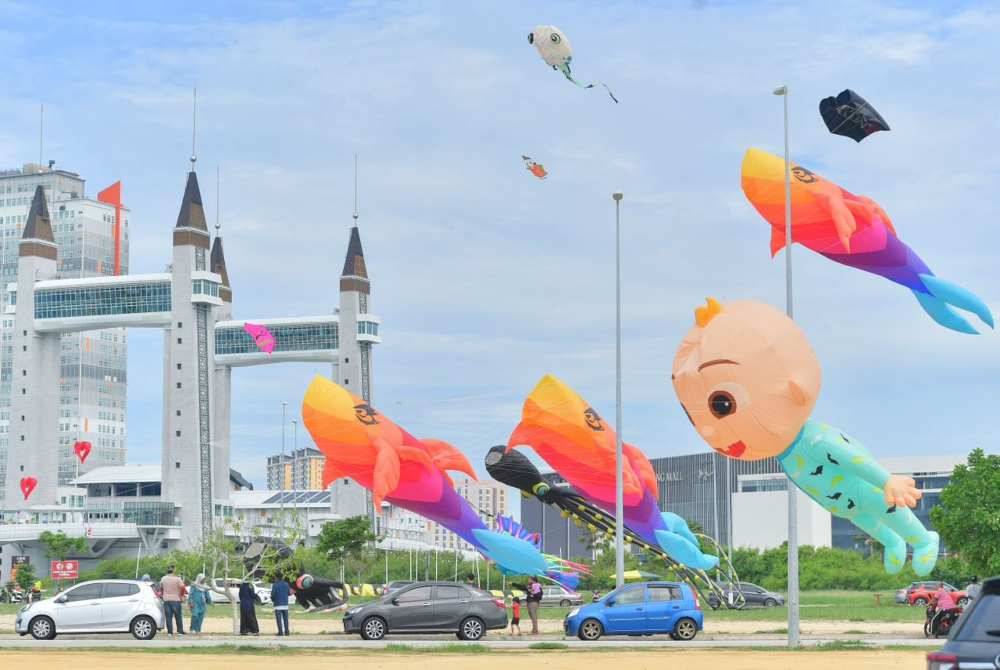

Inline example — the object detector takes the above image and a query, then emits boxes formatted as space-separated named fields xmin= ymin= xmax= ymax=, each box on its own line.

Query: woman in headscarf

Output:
xmin=238 ymin=580 xmax=259 ymax=636
xmin=188 ymin=574 xmax=209 ymax=635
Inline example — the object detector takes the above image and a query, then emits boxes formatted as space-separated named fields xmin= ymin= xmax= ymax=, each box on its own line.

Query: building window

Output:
xmin=176 ymin=382 xmax=182 ymax=389
xmin=177 ymin=338 xmax=182 ymax=344
xmin=176 ymin=410 xmax=181 ymax=416
xmin=176 ymin=363 xmax=182 ymax=370
xmin=175 ymin=462 xmax=181 ymax=469
xmin=344 ymin=379 xmax=349 ymax=384
xmin=21 ymin=369 xmax=25 ymax=376
xmin=175 ymin=430 xmax=181 ymax=437
xmin=177 ymin=322 xmax=182 ymax=328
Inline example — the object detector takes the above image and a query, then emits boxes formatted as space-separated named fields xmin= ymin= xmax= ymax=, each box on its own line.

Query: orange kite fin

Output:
xmin=422 ymin=438 xmax=478 ymax=481
xmin=624 ymin=442 xmax=659 ymax=501
xmin=321 ymin=460 xmax=347 ymax=489
xmin=372 ymin=438 xmax=401 ymax=507
xmin=770 ymin=227 xmax=786 ymax=257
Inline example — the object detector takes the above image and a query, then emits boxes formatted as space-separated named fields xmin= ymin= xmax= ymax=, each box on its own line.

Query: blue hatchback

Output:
xmin=564 ymin=582 xmax=703 ymax=641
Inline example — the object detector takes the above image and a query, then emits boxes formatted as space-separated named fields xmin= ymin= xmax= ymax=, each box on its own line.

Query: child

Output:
xmin=509 ymin=596 xmax=522 ymax=636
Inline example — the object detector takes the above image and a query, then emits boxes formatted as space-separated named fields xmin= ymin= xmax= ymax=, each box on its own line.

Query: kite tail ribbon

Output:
xmin=653 ymin=512 xmax=720 ymax=572
xmin=558 ymin=65 xmax=618 ymax=103
xmin=914 ymin=274 xmax=994 ymax=335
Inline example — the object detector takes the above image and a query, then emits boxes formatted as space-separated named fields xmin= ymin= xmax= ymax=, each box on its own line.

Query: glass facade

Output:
xmin=215 ymin=322 xmax=339 ymax=355
xmin=192 ymin=279 xmax=219 ymax=298
xmin=358 ymin=320 xmax=378 ymax=336
xmin=35 ymin=281 xmax=170 ymax=319
xmin=85 ymin=501 xmax=175 ymax=526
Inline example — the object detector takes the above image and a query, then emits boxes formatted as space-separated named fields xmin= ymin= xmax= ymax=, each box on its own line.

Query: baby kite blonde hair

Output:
xmin=694 ymin=297 xmax=722 ymax=327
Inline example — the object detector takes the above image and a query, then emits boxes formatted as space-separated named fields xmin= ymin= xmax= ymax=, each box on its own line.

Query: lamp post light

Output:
xmin=612 ymin=191 xmax=625 ymax=590
xmin=773 ymin=83 xmax=800 ymax=648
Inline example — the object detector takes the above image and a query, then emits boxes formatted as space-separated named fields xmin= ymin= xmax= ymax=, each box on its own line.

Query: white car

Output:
xmin=15 ymin=579 xmax=164 ymax=640
xmin=206 ymin=579 xmax=279 ymax=606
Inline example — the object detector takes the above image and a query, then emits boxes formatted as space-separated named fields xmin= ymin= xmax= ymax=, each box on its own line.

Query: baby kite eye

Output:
xmin=550 ymin=33 xmax=562 ymax=44
xmin=527 ymin=33 xmax=534 ymax=45
xmin=708 ymin=391 xmax=736 ymax=418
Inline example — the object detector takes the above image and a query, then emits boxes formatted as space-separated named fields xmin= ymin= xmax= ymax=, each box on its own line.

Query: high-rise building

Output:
xmin=0 ymin=164 xmax=129 ymax=500
xmin=429 ymin=477 xmax=508 ymax=553
xmin=266 ymin=447 xmax=326 ymax=491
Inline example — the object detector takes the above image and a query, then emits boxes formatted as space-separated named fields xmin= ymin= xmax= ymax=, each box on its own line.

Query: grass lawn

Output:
xmin=704 ymin=591 xmax=924 ymax=623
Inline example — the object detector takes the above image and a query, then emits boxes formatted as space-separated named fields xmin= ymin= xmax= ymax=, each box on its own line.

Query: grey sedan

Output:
xmin=343 ymin=582 xmax=507 ymax=640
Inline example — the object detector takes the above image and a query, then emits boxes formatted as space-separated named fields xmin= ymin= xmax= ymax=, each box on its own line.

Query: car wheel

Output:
xmin=914 ymin=597 xmax=928 ymax=607
xmin=131 ymin=615 xmax=157 ymax=641
xmin=459 ymin=616 xmax=485 ymax=641
xmin=29 ymin=616 xmax=56 ymax=640
xmin=673 ymin=617 xmax=698 ymax=641
xmin=360 ymin=616 xmax=387 ymax=641
xmin=559 ymin=599 xmax=571 ymax=607
xmin=764 ymin=598 xmax=778 ymax=607
xmin=578 ymin=618 xmax=603 ymax=641
xmin=958 ymin=597 xmax=969 ymax=607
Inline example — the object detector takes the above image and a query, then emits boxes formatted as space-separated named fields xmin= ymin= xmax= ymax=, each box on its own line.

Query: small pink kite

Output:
xmin=244 ymin=322 xmax=276 ymax=354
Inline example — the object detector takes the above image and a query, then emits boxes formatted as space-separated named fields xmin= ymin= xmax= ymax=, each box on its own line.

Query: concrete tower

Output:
xmin=162 ymin=170 xmax=220 ymax=546
xmin=210 ymin=233 xmax=232 ymax=497
xmin=338 ymin=225 xmax=373 ymax=401
xmin=5 ymin=186 xmax=61 ymax=509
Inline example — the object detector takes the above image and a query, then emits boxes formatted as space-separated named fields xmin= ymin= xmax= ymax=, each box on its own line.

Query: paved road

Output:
xmin=0 ymin=633 xmax=942 ymax=650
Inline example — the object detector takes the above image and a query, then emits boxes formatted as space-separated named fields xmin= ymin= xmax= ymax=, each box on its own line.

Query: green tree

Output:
xmin=14 ymin=562 xmax=36 ymax=593
xmin=317 ymin=516 xmax=376 ymax=561
xmin=38 ymin=531 xmax=89 ymax=561
xmin=931 ymin=448 xmax=1000 ymax=576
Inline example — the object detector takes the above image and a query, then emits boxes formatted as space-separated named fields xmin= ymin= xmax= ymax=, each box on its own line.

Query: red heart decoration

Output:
xmin=73 ymin=440 xmax=92 ymax=464
xmin=19 ymin=476 xmax=37 ymax=501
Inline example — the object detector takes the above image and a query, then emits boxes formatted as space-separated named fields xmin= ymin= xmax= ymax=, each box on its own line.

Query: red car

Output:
xmin=909 ymin=583 xmax=968 ymax=607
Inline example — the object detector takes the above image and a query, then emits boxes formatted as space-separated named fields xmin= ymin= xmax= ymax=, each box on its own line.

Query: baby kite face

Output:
xmin=671 ymin=299 xmax=821 ymax=461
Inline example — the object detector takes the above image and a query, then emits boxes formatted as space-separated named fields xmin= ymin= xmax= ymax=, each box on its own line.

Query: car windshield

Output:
xmin=955 ymin=595 xmax=1000 ymax=642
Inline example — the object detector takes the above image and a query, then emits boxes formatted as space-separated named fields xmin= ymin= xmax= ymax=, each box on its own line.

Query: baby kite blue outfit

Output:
xmin=777 ymin=420 xmax=939 ymax=576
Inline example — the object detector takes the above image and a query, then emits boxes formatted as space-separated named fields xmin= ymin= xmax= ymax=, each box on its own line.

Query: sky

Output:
xmin=0 ymin=0 xmax=996 ymax=489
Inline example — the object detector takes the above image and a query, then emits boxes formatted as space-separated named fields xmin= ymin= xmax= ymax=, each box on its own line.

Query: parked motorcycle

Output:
xmin=924 ymin=603 xmax=962 ymax=638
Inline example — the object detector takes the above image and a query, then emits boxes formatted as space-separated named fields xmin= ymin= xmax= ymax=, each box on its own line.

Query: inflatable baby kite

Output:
xmin=671 ymin=298 xmax=939 ymax=575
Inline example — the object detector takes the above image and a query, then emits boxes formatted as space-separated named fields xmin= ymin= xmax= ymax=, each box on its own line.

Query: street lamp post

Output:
xmin=773 ymin=83 xmax=799 ymax=648
xmin=292 ymin=418 xmax=299 ymax=522
xmin=613 ymin=191 xmax=625 ymax=590
xmin=280 ymin=401 xmax=287 ymax=524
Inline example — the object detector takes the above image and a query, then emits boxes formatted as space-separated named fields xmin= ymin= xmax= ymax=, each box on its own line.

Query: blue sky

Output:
xmin=0 ymin=1 xmax=996 ymax=488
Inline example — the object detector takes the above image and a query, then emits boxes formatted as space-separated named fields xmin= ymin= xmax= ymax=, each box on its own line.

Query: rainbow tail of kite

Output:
xmin=914 ymin=274 xmax=994 ymax=335
xmin=654 ymin=513 xmax=719 ymax=572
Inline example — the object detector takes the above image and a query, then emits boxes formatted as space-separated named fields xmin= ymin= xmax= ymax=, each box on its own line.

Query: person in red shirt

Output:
xmin=509 ymin=597 xmax=522 ymax=636
xmin=931 ymin=583 xmax=958 ymax=633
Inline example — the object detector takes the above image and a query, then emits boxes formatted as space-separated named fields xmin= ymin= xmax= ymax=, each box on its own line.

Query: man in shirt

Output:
xmin=160 ymin=565 xmax=186 ymax=637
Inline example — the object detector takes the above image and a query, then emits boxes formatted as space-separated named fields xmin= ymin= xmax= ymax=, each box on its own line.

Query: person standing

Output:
xmin=160 ymin=566 xmax=186 ymax=637
xmin=526 ymin=576 xmax=543 ymax=635
xmin=238 ymin=580 xmax=260 ymax=636
xmin=509 ymin=596 xmax=522 ymax=636
xmin=966 ymin=576 xmax=981 ymax=603
xmin=188 ymin=574 xmax=209 ymax=635
xmin=271 ymin=574 xmax=291 ymax=637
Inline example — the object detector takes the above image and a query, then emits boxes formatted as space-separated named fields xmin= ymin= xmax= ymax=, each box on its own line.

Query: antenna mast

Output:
xmin=216 ymin=164 xmax=221 ymax=233
xmin=353 ymin=153 xmax=359 ymax=224
xmin=190 ymin=88 xmax=197 ymax=170
xmin=38 ymin=104 xmax=43 ymax=169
